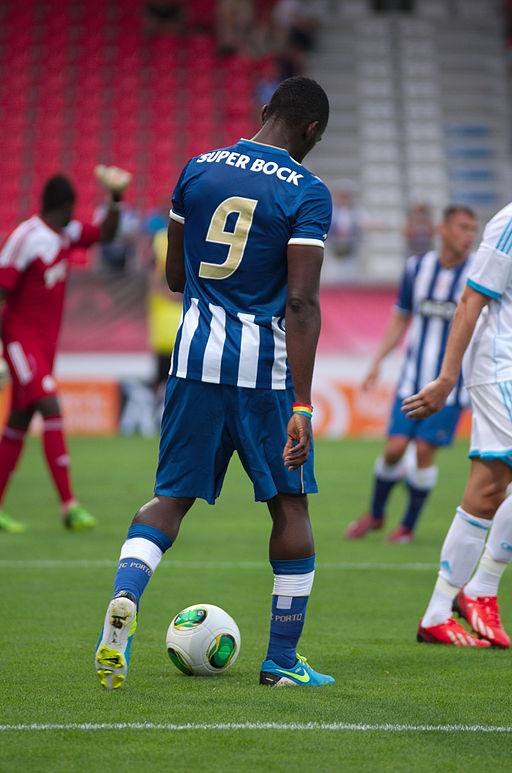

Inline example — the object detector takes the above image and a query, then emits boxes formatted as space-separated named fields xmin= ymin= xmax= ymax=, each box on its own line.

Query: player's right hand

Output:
xmin=362 ymin=362 xmax=379 ymax=391
xmin=94 ymin=165 xmax=132 ymax=195
xmin=401 ymin=377 xmax=453 ymax=419
xmin=283 ymin=413 xmax=312 ymax=471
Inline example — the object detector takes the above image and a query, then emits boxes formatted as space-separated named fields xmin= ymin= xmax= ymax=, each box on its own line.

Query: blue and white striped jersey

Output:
xmin=464 ymin=201 xmax=512 ymax=386
xmin=395 ymin=250 xmax=474 ymax=407
xmin=168 ymin=139 xmax=332 ymax=390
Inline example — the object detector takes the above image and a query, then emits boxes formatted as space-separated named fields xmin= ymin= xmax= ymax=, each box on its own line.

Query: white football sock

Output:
xmin=483 ymin=492 xmax=512 ymax=563
xmin=421 ymin=507 xmax=490 ymax=626
xmin=464 ymin=547 xmax=507 ymax=598
xmin=422 ymin=576 xmax=460 ymax=627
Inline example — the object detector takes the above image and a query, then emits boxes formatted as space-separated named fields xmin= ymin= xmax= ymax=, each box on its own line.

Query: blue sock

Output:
xmin=265 ymin=555 xmax=315 ymax=668
xmin=114 ymin=523 xmax=172 ymax=607
xmin=371 ymin=476 xmax=398 ymax=521
xmin=402 ymin=483 xmax=430 ymax=531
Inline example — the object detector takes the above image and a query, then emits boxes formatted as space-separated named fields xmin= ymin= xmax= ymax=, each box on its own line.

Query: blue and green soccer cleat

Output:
xmin=64 ymin=504 xmax=96 ymax=530
xmin=259 ymin=653 xmax=335 ymax=686
xmin=95 ymin=593 xmax=137 ymax=690
xmin=0 ymin=510 xmax=27 ymax=533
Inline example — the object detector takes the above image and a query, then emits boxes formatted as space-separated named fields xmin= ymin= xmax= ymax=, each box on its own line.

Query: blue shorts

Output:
xmin=155 ymin=376 xmax=317 ymax=504
xmin=388 ymin=394 xmax=462 ymax=446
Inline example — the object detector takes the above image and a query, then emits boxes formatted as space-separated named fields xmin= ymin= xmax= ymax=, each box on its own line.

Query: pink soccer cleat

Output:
xmin=453 ymin=590 xmax=510 ymax=649
xmin=417 ymin=617 xmax=491 ymax=647
xmin=345 ymin=513 xmax=383 ymax=539
xmin=385 ymin=525 xmax=414 ymax=543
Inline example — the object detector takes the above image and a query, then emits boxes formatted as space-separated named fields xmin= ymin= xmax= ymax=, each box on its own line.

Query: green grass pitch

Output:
xmin=1 ymin=435 xmax=511 ymax=772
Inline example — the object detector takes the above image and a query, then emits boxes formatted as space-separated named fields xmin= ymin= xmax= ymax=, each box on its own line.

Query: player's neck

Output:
xmin=40 ymin=212 xmax=65 ymax=233
xmin=439 ymin=248 xmax=466 ymax=268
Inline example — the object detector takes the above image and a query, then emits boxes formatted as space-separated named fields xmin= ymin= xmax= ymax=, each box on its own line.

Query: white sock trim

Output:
xmin=374 ymin=455 xmax=405 ymax=482
xmin=481 ymin=546 xmax=509 ymax=574
xmin=119 ymin=537 xmax=163 ymax=573
xmin=272 ymin=570 xmax=315 ymax=597
xmin=406 ymin=465 xmax=438 ymax=490
xmin=456 ymin=507 xmax=491 ymax=532
xmin=436 ymin=575 xmax=461 ymax=599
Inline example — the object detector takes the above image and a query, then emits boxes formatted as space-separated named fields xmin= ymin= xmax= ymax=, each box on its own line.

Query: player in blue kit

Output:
xmin=95 ymin=77 xmax=335 ymax=689
xmin=346 ymin=206 xmax=478 ymax=542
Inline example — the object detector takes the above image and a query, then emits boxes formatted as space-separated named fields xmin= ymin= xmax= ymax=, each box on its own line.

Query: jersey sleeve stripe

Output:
xmin=467 ymin=277 xmax=501 ymax=299
xmin=287 ymin=237 xmax=325 ymax=248
xmin=169 ymin=210 xmax=185 ymax=224
xmin=496 ymin=215 xmax=512 ymax=250
xmin=0 ymin=222 xmax=37 ymax=268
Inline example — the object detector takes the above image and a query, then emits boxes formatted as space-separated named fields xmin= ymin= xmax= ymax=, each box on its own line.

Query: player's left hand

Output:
xmin=283 ymin=413 xmax=312 ymax=471
xmin=401 ymin=377 xmax=453 ymax=419
xmin=94 ymin=165 xmax=132 ymax=195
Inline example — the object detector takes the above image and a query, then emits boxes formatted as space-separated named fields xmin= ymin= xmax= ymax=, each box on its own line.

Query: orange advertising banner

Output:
xmin=312 ymin=380 xmax=471 ymax=439
xmin=0 ymin=381 xmax=120 ymax=435
xmin=0 ymin=377 xmax=470 ymax=439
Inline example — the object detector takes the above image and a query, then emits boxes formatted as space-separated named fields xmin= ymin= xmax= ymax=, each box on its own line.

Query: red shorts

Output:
xmin=3 ymin=340 xmax=58 ymax=410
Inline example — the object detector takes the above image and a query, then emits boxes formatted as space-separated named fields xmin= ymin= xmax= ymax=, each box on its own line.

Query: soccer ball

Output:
xmin=166 ymin=603 xmax=241 ymax=676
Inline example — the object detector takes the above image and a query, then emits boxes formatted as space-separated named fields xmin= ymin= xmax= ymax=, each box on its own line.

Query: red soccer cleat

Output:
xmin=417 ymin=617 xmax=491 ymax=646
xmin=386 ymin=525 xmax=414 ymax=543
xmin=453 ymin=590 xmax=510 ymax=649
xmin=345 ymin=513 xmax=383 ymax=539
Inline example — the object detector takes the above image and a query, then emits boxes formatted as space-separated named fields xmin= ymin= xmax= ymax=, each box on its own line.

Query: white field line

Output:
xmin=0 ymin=722 xmax=510 ymax=733
xmin=0 ymin=560 xmax=438 ymax=571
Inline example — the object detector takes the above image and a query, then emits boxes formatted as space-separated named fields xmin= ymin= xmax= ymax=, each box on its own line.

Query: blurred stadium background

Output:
xmin=0 ymin=0 xmax=508 ymax=438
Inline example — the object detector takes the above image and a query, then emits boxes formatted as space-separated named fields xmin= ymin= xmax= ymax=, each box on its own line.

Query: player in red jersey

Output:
xmin=0 ymin=168 xmax=131 ymax=532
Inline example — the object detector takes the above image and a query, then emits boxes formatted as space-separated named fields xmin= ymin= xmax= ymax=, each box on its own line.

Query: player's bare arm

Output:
xmin=402 ymin=284 xmax=489 ymax=419
xmin=283 ymin=243 xmax=323 ymax=471
xmin=362 ymin=309 xmax=410 ymax=391
xmin=94 ymin=164 xmax=132 ymax=243
xmin=166 ymin=219 xmax=186 ymax=293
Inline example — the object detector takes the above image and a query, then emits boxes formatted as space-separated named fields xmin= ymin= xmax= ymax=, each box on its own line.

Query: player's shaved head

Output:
xmin=42 ymin=175 xmax=76 ymax=213
xmin=265 ymin=76 xmax=330 ymax=131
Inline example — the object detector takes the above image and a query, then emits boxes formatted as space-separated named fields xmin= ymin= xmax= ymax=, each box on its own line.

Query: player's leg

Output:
xmin=0 ymin=406 xmax=32 ymax=532
xmin=95 ymin=495 xmax=194 ymax=690
xmin=260 ymin=492 xmax=334 ymax=686
xmin=34 ymin=394 xmax=95 ymax=529
xmin=389 ymin=405 xmax=462 ymax=543
xmin=452 ymin=459 xmax=512 ymax=647
xmin=418 ymin=457 xmax=509 ymax=646
xmin=387 ymin=439 xmax=438 ymax=542
xmin=345 ymin=429 xmax=408 ymax=538
xmin=95 ymin=377 xmax=231 ymax=689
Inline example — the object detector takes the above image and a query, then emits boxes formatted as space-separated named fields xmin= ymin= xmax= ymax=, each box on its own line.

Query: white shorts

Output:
xmin=468 ymin=382 xmax=512 ymax=466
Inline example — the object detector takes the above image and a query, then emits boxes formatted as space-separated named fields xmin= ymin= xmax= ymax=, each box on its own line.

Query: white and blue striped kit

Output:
xmin=395 ymin=250 xmax=474 ymax=407
xmin=168 ymin=138 xmax=332 ymax=391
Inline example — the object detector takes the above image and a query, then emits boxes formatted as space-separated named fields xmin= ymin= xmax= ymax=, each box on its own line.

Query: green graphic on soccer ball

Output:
xmin=207 ymin=634 xmax=237 ymax=669
xmin=167 ymin=648 xmax=193 ymax=675
xmin=173 ymin=608 xmax=207 ymax=629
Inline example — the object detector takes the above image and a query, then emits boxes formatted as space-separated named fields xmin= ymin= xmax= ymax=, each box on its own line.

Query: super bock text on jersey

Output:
xmin=168 ymin=139 xmax=332 ymax=391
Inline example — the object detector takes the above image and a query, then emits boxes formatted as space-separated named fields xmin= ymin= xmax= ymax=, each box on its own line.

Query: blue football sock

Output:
xmin=114 ymin=523 xmax=172 ymax=607
xmin=371 ymin=476 xmax=398 ymax=521
xmin=402 ymin=483 xmax=430 ymax=531
xmin=265 ymin=555 xmax=315 ymax=668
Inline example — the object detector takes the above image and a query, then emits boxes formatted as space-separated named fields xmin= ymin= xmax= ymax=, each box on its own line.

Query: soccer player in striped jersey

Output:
xmin=0 ymin=170 xmax=128 ymax=532
xmin=95 ymin=76 xmax=335 ymax=689
xmin=404 ymin=202 xmax=512 ymax=648
xmin=346 ymin=206 xmax=478 ymax=542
